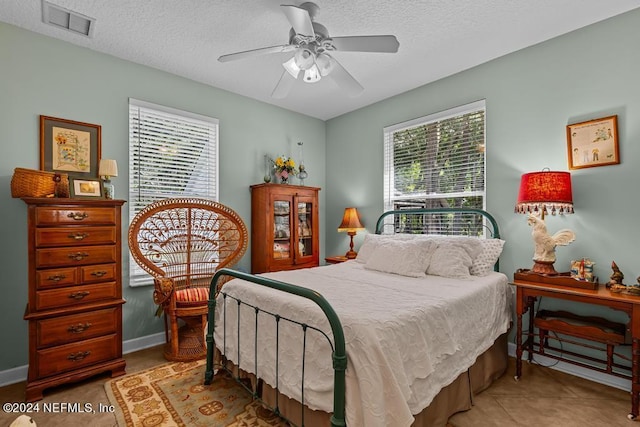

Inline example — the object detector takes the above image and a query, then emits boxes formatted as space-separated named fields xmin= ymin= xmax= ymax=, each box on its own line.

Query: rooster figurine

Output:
xmin=527 ymin=214 xmax=576 ymax=274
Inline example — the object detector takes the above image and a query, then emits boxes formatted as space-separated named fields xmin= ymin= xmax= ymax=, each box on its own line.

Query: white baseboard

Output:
xmin=0 ymin=365 xmax=29 ymax=389
xmin=507 ymin=342 xmax=631 ymax=392
xmin=0 ymin=333 xmax=166 ymax=387
xmin=122 ymin=332 xmax=165 ymax=354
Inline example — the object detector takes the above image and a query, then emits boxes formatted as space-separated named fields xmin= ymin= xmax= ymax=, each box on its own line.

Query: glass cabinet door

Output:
xmin=273 ymin=200 xmax=291 ymax=260
xmin=296 ymin=200 xmax=313 ymax=257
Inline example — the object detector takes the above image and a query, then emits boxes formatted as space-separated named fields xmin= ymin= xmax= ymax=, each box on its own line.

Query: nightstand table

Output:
xmin=513 ymin=278 xmax=640 ymax=420
xmin=325 ymin=256 xmax=349 ymax=264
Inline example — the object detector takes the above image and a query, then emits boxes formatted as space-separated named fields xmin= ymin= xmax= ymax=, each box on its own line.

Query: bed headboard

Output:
xmin=375 ymin=207 xmax=500 ymax=239
xmin=375 ymin=208 xmax=502 ymax=272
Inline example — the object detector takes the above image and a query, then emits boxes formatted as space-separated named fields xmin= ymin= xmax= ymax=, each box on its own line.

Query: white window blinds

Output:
xmin=128 ymin=98 xmax=219 ymax=286
xmin=383 ymin=100 xmax=486 ymax=233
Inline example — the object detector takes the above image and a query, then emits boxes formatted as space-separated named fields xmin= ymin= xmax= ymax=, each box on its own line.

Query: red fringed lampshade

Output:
xmin=515 ymin=170 xmax=574 ymax=216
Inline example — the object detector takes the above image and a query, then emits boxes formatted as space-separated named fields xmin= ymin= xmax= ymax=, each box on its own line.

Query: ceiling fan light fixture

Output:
xmin=294 ymin=48 xmax=315 ymax=70
xmin=315 ymin=52 xmax=334 ymax=76
xmin=219 ymin=2 xmax=399 ymax=98
xmin=303 ymin=64 xmax=321 ymax=83
xmin=282 ymin=56 xmax=301 ymax=78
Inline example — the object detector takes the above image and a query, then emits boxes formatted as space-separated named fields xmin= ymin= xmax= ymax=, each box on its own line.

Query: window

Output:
xmin=383 ymin=100 xmax=486 ymax=234
xmin=129 ymin=98 xmax=218 ymax=286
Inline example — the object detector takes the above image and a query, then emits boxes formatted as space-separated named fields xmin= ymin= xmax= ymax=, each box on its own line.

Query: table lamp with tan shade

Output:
xmin=338 ymin=207 xmax=365 ymax=259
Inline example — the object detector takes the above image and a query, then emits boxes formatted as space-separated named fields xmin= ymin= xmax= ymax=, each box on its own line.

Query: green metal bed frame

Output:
xmin=204 ymin=208 xmax=501 ymax=427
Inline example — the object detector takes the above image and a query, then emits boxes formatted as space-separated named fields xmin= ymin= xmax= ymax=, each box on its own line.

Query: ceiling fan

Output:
xmin=218 ymin=2 xmax=399 ymax=98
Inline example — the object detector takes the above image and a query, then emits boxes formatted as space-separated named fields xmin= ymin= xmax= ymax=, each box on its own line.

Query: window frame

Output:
xmin=383 ymin=100 xmax=486 ymax=233
xmin=128 ymin=98 xmax=219 ymax=286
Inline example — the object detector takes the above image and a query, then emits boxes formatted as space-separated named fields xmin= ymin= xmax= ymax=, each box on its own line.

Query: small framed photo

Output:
xmin=40 ymin=115 xmax=102 ymax=178
xmin=69 ymin=177 xmax=104 ymax=198
xmin=567 ymin=115 xmax=619 ymax=170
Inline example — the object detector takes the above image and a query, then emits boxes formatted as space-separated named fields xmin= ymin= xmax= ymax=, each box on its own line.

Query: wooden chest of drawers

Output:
xmin=22 ymin=198 xmax=126 ymax=402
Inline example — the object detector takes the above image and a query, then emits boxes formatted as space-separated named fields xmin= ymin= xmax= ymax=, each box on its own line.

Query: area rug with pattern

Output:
xmin=105 ymin=359 xmax=289 ymax=426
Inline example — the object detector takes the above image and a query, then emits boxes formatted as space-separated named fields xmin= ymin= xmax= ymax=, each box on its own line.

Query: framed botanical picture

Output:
xmin=69 ymin=177 xmax=104 ymax=198
xmin=40 ymin=115 xmax=102 ymax=178
xmin=566 ymin=115 xmax=619 ymax=170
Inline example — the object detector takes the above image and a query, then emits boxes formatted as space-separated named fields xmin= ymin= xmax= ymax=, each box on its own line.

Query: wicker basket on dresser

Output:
xmin=22 ymin=197 xmax=126 ymax=402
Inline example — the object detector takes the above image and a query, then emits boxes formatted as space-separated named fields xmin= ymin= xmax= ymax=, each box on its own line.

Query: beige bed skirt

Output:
xmin=218 ymin=332 xmax=508 ymax=426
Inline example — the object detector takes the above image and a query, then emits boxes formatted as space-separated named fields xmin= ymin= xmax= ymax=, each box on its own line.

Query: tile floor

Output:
xmin=0 ymin=347 xmax=633 ymax=427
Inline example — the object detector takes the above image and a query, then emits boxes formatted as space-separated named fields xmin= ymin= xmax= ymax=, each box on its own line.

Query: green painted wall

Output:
xmin=0 ymin=22 xmax=326 ymax=370
xmin=2 ymin=7 xmax=640 ymax=374
xmin=325 ymin=10 xmax=640 ymax=327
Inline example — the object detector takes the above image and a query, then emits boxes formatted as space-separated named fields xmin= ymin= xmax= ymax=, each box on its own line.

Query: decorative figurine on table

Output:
xmin=608 ymin=260 xmax=624 ymax=288
xmin=607 ymin=261 xmax=640 ymax=294
xmin=570 ymin=258 xmax=594 ymax=282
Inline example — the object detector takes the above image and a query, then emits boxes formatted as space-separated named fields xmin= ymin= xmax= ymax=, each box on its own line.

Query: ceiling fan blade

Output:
xmin=281 ymin=5 xmax=315 ymax=37
xmin=328 ymin=59 xmax=363 ymax=97
xmin=218 ymin=44 xmax=297 ymax=63
xmin=271 ymin=71 xmax=297 ymax=99
xmin=330 ymin=35 xmax=399 ymax=53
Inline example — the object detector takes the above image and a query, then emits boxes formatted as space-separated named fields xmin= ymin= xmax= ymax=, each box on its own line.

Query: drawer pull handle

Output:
xmin=67 ymin=351 xmax=91 ymax=362
xmin=91 ymin=271 xmax=107 ymax=278
xmin=47 ymin=274 xmax=66 ymax=282
xmin=68 ymin=323 xmax=92 ymax=333
xmin=68 ymin=252 xmax=89 ymax=261
xmin=69 ymin=291 xmax=90 ymax=300
xmin=67 ymin=212 xmax=89 ymax=221
xmin=69 ymin=233 xmax=89 ymax=240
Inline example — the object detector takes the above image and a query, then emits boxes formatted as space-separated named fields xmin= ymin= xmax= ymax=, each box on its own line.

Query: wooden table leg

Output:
xmin=515 ymin=289 xmax=524 ymax=380
xmin=630 ymin=337 xmax=639 ymax=420
xmin=515 ymin=313 xmax=523 ymax=380
xmin=527 ymin=296 xmax=535 ymax=363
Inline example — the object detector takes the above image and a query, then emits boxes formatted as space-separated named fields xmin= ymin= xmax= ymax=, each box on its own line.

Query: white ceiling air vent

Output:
xmin=41 ymin=0 xmax=95 ymax=37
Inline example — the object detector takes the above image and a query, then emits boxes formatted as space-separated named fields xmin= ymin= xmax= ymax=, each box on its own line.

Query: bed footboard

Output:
xmin=205 ymin=268 xmax=347 ymax=427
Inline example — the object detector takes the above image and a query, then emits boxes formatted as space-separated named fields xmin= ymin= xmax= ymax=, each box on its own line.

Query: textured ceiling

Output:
xmin=2 ymin=0 xmax=639 ymax=120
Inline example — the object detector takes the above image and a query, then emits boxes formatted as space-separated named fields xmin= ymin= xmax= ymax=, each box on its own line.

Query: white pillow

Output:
xmin=427 ymin=238 xmax=483 ymax=279
xmin=359 ymin=233 xmax=504 ymax=276
xmin=364 ymin=239 xmax=438 ymax=277
xmin=356 ymin=233 xmax=412 ymax=264
xmin=411 ymin=235 xmax=504 ymax=275
xmin=470 ymin=239 xmax=505 ymax=276
xmin=355 ymin=234 xmax=384 ymax=263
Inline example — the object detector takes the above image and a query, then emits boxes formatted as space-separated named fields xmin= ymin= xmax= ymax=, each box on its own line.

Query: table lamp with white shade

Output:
xmin=98 ymin=159 xmax=118 ymax=199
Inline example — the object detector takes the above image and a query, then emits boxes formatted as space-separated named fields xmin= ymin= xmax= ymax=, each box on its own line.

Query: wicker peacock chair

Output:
xmin=128 ymin=198 xmax=248 ymax=361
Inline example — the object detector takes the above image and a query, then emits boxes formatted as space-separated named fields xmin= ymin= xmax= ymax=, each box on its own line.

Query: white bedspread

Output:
xmin=213 ymin=261 xmax=512 ymax=427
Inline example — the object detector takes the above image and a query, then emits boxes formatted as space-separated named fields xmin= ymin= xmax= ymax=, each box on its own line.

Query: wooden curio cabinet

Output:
xmin=250 ymin=183 xmax=320 ymax=274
